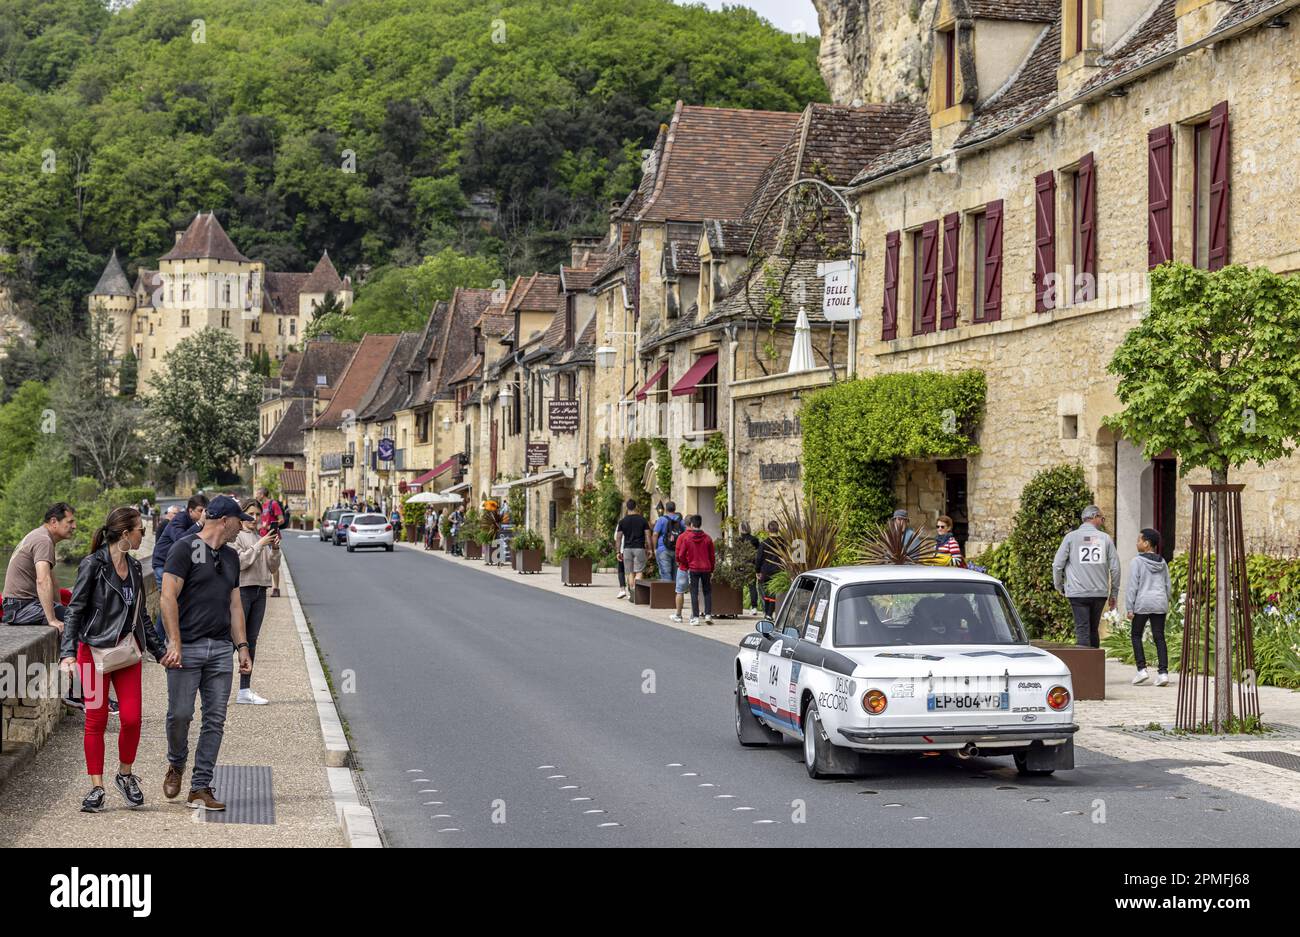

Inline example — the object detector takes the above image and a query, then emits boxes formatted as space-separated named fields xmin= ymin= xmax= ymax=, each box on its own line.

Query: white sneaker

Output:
xmin=704 ymin=614 xmax=713 ymax=624
xmin=237 ymin=689 xmax=269 ymax=705
xmin=690 ymin=617 xmax=701 ymax=626
xmin=669 ymin=614 xmax=683 ymax=623
xmin=1132 ymin=669 xmax=1150 ymax=685
xmin=1154 ymin=672 xmax=1169 ymax=687
xmin=616 ymin=590 xmax=627 ymax=599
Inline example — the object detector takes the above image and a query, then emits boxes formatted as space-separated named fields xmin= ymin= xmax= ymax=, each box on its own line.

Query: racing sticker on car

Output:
xmin=805 ymin=624 xmax=820 ymax=642
xmin=813 ymin=598 xmax=828 ymax=622
xmin=741 ymin=634 xmax=763 ymax=649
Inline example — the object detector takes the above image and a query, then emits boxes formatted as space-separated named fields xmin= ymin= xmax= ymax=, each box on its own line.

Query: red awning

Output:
xmin=634 ymin=361 xmax=670 ymax=401
xmin=670 ymin=352 xmax=718 ymax=396
xmin=412 ymin=456 xmax=458 ymax=487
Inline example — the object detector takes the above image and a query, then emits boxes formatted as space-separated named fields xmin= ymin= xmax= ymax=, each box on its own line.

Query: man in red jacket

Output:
xmin=675 ymin=515 xmax=716 ymax=625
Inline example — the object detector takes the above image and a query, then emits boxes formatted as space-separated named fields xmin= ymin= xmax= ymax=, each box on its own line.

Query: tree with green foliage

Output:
xmin=0 ymin=440 xmax=73 ymax=549
xmin=0 ymin=380 xmax=50 ymax=492
xmin=311 ymin=290 xmax=345 ymax=321
xmin=143 ymin=327 xmax=261 ymax=484
xmin=1004 ymin=465 xmax=1096 ymax=642
xmin=118 ymin=349 xmax=138 ymax=396
xmin=1107 ymin=262 xmax=1300 ymax=728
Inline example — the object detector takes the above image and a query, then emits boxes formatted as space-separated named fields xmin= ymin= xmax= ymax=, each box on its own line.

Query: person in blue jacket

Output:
xmin=150 ymin=494 xmax=208 ymax=644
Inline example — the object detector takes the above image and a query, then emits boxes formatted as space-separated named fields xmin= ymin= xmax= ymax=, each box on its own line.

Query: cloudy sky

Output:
xmin=682 ymin=0 xmax=821 ymax=35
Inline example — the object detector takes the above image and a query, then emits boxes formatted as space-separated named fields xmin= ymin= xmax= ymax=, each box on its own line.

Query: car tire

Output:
xmin=346 ymin=544 xmax=355 ymax=553
xmin=735 ymin=680 xmax=779 ymax=747
xmin=802 ymin=698 xmax=863 ymax=779
xmin=1014 ymin=752 xmax=1055 ymax=777
xmin=385 ymin=545 xmax=394 ymax=552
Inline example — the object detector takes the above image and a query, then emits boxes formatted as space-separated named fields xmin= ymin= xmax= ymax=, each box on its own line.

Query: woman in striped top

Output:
xmin=935 ymin=515 xmax=963 ymax=565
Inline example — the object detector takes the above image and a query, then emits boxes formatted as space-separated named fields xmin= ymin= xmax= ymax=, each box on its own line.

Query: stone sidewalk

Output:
xmin=402 ymin=541 xmax=1300 ymax=813
xmin=0 ymin=532 xmax=348 ymax=847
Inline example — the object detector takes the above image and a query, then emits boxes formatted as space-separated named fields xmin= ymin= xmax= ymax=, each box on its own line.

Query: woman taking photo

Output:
xmin=59 ymin=507 xmax=165 ymax=813
xmin=235 ymin=499 xmax=280 ymax=705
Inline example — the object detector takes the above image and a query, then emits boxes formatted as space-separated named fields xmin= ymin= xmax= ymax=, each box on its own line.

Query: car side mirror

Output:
xmin=756 ymin=619 xmax=774 ymax=636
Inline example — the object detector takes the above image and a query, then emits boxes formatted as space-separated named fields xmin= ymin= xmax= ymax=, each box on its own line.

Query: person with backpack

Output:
xmin=651 ymin=500 xmax=684 ymax=582
xmin=256 ymin=487 xmax=286 ymax=598
xmin=1126 ymin=528 xmax=1173 ymax=686
xmin=675 ymin=515 xmax=716 ymax=626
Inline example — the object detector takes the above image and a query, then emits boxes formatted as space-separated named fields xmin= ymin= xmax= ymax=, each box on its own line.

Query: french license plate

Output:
xmin=927 ymin=692 xmax=1009 ymax=711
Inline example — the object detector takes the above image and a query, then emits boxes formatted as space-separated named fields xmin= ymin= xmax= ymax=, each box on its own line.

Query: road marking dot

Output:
xmin=911 ymin=816 xmax=930 ymax=821
xmin=1167 ymin=795 xmax=1189 ymax=800
xmin=570 ymin=797 xmax=592 ymax=802
xmin=559 ymin=785 xmax=579 ymax=790
xmin=422 ymin=801 xmax=444 ymax=806
xmin=666 ymin=763 xmax=683 ymax=767
xmin=437 ymin=828 xmax=460 ymax=832
xmin=598 ymin=822 xmax=621 ymax=828
xmin=732 ymin=806 xmax=755 ymax=812
xmin=405 ymin=769 xmax=423 ymax=773
xmin=583 ymin=809 xmax=605 ymax=814
xmin=715 ymin=794 xmax=736 ymax=799
xmin=753 ymin=819 xmax=778 ymax=825
xmin=1027 ymin=797 xmax=1050 ymax=803
xmin=418 ymin=789 xmax=438 ymax=793
xmin=698 ymin=783 xmax=715 ymax=788
xmin=1061 ymin=810 xmax=1083 ymax=815
xmin=883 ymin=803 xmax=905 ymax=807
xmin=546 ymin=775 xmax=566 ymax=780
xmin=410 ymin=778 xmax=430 ymax=783
xmin=537 ymin=765 xmax=555 ymax=770
xmin=430 ymin=814 xmax=452 ymax=818
xmin=681 ymin=772 xmax=698 ymax=777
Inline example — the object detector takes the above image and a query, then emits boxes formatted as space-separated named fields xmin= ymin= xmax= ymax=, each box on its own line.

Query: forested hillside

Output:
xmin=0 ymin=0 xmax=825 ymax=345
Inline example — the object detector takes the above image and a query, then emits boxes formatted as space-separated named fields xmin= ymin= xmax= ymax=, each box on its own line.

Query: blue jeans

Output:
xmin=166 ymin=636 xmax=234 ymax=792
xmin=656 ymin=548 xmax=676 ymax=581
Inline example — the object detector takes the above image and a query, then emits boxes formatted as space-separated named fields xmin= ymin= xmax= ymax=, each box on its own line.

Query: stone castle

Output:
xmin=88 ymin=212 xmax=353 ymax=384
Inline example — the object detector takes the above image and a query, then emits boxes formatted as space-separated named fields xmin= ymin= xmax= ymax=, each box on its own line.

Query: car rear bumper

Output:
xmin=837 ymin=723 xmax=1078 ymax=750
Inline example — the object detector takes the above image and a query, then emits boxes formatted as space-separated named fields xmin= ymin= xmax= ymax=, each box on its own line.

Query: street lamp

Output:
xmin=498 ymin=383 xmax=513 ymax=404
xmin=595 ymin=345 xmax=617 ymax=369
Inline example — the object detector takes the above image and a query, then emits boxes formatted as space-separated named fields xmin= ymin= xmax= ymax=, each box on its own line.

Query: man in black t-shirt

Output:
xmin=159 ymin=495 xmax=253 ymax=811
xmin=615 ymin=499 xmax=652 ymax=603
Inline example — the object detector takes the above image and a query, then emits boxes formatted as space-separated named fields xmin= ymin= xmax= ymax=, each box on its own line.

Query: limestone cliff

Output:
xmin=813 ymin=0 xmax=937 ymax=106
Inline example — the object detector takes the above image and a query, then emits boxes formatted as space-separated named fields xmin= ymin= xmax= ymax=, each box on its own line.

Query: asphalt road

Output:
xmin=283 ymin=536 xmax=1299 ymax=847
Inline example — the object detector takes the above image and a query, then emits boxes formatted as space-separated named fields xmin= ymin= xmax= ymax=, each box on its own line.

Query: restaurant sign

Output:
xmin=548 ymin=400 xmax=580 ymax=434
xmin=526 ymin=443 xmax=550 ymax=468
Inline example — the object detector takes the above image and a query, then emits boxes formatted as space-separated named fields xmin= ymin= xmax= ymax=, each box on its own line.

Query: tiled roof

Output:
xmin=311 ymin=333 xmax=399 ymax=429
xmin=612 ymin=125 xmax=669 ymax=223
xmin=964 ymin=0 xmax=1057 ymax=22
xmin=636 ymin=104 xmax=803 ymax=223
xmin=284 ymin=338 xmax=358 ymax=398
xmin=254 ymin=398 xmax=308 ymax=457
xmin=159 ymin=212 xmax=250 ymax=263
xmin=359 ymin=331 xmax=422 ymax=422
xmin=133 ymin=270 xmax=161 ymax=308
xmin=278 ymin=351 xmax=302 ymax=385
xmin=664 ymin=238 xmax=700 ymax=277
xmin=91 ymin=250 xmax=132 ymax=296
xmin=1212 ymin=0 xmax=1291 ymax=32
xmin=702 ymin=219 xmax=756 ymax=256
xmin=509 ymin=273 xmax=562 ymax=313
xmin=301 ymin=251 xmax=345 ymax=294
xmin=410 ymin=287 xmax=495 ymax=407
xmin=263 ymin=272 xmax=308 ymax=316
xmin=447 ymin=354 xmax=483 ymax=386
xmin=1079 ymin=0 xmax=1177 ymax=95
xmin=556 ymin=312 xmax=597 ymax=367
xmin=480 ymin=310 xmax=513 ymax=337
xmin=851 ymin=108 xmax=931 ymax=183
xmin=955 ymin=21 xmax=1059 ymax=148
xmin=709 ymin=257 xmax=831 ymax=327
xmin=279 ymin=469 xmax=306 ymax=496
xmin=591 ymin=242 xmax=638 ymax=287
xmin=560 ymin=265 xmax=599 ymax=292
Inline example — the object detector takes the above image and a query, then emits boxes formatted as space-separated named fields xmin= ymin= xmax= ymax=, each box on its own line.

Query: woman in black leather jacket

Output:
xmin=59 ymin=507 xmax=165 ymax=813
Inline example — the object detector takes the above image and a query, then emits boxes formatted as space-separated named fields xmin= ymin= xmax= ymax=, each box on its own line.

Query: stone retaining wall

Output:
xmin=1 ymin=626 xmax=65 ymax=754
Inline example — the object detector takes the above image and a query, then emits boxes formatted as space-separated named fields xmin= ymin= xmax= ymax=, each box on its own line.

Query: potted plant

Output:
xmin=399 ymin=493 xmax=423 ymax=543
xmin=554 ymin=511 xmax=596 ymax=586
xmin=439 ymin=515 xmax=453 ymax=552
xmin=711 ymin=534 xmax=757 ymax=617
xmin=513 ymin=527 xmax=545 ymax=574
xmin=461 ymin=507 xmax=483 ymax=559
xmin=473 ymin=508 xmax=499 ymax=561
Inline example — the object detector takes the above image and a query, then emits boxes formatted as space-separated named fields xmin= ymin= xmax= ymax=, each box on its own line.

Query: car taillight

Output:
xmin=384 ymin=524 xmax=392 ymax=531
xmin=1047 ymin=686 xmax=1071 ymax=711
xmin=349 ymin=525 xmax=358 ymax=532
xmin=861 ymin=689 xmax=887 ymax=715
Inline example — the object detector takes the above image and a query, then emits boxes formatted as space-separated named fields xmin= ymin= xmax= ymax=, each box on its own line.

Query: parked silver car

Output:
xmin=320 ymin=508 xmax=348 ymax=542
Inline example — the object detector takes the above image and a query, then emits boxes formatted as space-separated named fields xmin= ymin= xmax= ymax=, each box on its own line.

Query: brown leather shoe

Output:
xmin=163 ymin=766 xmax=182 ymax=800
xmin=187 ymin=787 xmax=226 ymax=811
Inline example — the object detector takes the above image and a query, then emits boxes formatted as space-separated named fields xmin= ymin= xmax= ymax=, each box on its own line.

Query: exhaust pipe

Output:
xmin=955 ymin=742 xmax=980 ymax=760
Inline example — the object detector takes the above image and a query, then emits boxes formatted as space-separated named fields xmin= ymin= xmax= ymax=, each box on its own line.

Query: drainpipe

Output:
xmin=848 ymin=203 xmax=861 ymax=379
xmin=727 ymin=330 xmax=737 ymax=529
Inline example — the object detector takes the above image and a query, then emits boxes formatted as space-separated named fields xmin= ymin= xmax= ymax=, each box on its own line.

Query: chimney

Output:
xmin=175 ymin=231 xmax=184 ymax=245
xmin=318 ymin=332 xmax=333 ymax=342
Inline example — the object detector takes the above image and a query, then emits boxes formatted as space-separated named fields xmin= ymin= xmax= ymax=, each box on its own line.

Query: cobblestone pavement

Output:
xmin=399 ymin=540 xmax=1300 ymax=815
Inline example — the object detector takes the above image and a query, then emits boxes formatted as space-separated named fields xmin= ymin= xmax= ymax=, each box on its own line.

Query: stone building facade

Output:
xmin=847 ymin=0 xmax=1300 ymax=570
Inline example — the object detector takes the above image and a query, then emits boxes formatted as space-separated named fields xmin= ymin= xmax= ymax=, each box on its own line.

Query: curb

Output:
xmin=280 ymin=561 xmax=382 ymax=848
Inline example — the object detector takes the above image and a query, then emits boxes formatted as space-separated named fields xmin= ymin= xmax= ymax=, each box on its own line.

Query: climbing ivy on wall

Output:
xmin=800 ymin=370 xmax=987 ymax=545
xmin=651 ymin=438 xmax=673 ymax=499
xmin=679 ymin=432 xmax=729 ymax=515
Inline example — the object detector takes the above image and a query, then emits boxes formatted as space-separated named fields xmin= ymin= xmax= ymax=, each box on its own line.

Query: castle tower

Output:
xmin=89 ymin=248 xmax=135 ymax=364
xmin=299 ymin=250 xmax=353 ymax=316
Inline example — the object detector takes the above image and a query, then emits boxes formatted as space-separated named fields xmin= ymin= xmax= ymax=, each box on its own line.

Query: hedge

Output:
xmin=800 ymin=370 xmax=985 ymax=545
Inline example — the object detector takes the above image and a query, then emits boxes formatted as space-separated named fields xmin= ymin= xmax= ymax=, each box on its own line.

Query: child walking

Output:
xmin=1126 ymin=528 xmax=1173 ymax=686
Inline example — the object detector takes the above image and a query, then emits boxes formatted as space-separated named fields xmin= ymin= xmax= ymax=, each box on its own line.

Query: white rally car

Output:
xmin=736 ymin=566 xmax=1078 ymax=778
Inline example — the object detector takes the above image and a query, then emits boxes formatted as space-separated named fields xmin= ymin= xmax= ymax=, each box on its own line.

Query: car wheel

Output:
xmin=735 ymin=679 xmax=778 ymax=747
xmin=802 ymin=699 xmax=832 ymax=779
xmin=385 ymin=545 xmax=394 ymax=552
xmin=346 ymin=544 xmax=355 ymax=553
xmin=1014 ymin=752 xmax=1055 ymax=777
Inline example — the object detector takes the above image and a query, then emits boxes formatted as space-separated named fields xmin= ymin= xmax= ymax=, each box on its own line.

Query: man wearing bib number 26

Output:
xmin=1051 ymin=505 xmax=1120 ymax=648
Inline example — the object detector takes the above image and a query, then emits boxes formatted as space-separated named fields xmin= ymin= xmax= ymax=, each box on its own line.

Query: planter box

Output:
xmin=711 ymin=582 xmax=743 ymax=617
xmin=514 ymin=548 xmax=543 ymax=574
xmin=404 ymin=524 xmax=418 ymax=543
xmin=427 ymin=537 xmax=441 ymax=551
xmin=647 ymin=580 xmax=677 ymax=609
xmin=1031 ymin=641 xmax=1106 ymax=701
xmin=561 ymin=556 xmax=592 ymax=586
xmin=465 ymin=541 xmax=483 ymax=560
xmin=632 ymin=581 xmax=651 ymax=605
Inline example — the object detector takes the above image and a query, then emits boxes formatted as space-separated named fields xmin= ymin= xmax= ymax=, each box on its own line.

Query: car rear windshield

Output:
xmin=326 ymin=509 xmax=346 ymax=521
xmin=355 ymin=514 xmax=386 ymax=525
xmin=834 ymin=581 xmax=1027 ymax=647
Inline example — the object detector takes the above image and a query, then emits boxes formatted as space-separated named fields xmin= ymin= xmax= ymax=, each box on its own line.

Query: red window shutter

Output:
xmin=983 ymin=199 xmax=1003 ymax=321
xmin=882 ymin=230 xmax=900 ymax=341
xmin=1076 ymin=152 xmax=1096 ymax=304
xmin=941 ymin=212 xmax=960 ymax=329
xmin=1208 ymin=100 xmax=1230 ymax=271
xmin=1034 ymin=171 xmax=1056 ymax=312
xmin=920 ymin=220 xmax=939 ymax=334
xmin=1147 ymin=126 xmax=1173 ymax=269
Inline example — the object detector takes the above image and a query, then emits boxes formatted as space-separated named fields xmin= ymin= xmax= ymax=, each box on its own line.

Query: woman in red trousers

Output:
xmin=59 ymin=507 xmax=165 ymax=813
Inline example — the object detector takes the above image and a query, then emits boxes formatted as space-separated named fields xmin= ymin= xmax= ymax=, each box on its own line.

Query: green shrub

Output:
xmin=970 ymin=540 xmax=1013 ymax=582
xmin=1005 ymin=465 xmax=1095 ymax=642
xmin=554 ymin=509 xmax=600 ymax=561
xmin=0 ymin=444 xmax=73 ymax=550
xmin=714 ymin=535 xmax=758 ymax=592
xmin=513 ymin=527 xmax=545 ymax=555
xmin=678 ymin=433 xmax=728 ymax=514
xmin=623 ymin=439 xmax=653 ymax=509
xmin=1252 ymin=603 xmax=1300 ymax=690
xmin=801 ymin=370 xmax=985 ymax=546
xmin=652 ymin=438 xmax=673 ymax=498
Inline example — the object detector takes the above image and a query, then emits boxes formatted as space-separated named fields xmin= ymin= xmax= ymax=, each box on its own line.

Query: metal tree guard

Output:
xmin=1177 ymin=484 xmax=1260 ymax=731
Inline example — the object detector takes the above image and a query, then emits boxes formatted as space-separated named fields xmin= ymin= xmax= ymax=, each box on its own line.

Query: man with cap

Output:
xmin=889 ymin=509 xmax=919 ymax=550
xmin=159 ymin=495 xmax=254 ymax=811
xmin=1052 ymin=505 xmax=1121 ymax=648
